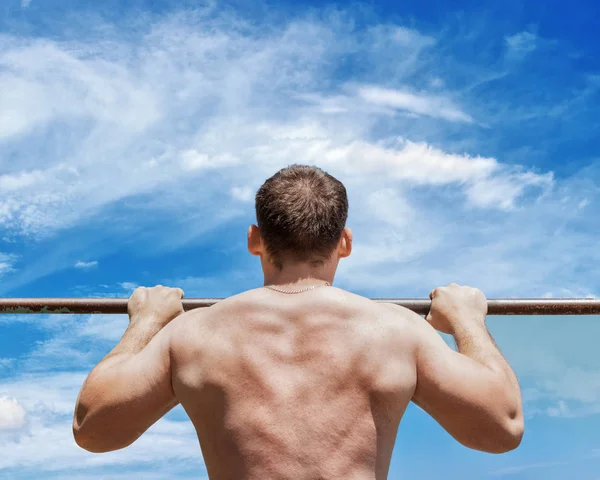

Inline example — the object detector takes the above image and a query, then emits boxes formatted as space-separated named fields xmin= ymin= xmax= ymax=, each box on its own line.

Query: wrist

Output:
xmin=129 ymin=314 xmax=168 ymax=329
xmin=450 ymin=314 xmax=487 ymax=337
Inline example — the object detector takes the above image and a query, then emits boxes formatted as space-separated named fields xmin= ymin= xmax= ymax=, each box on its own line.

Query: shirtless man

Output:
xmin=73 ymin=165 xmax=524 ymax=479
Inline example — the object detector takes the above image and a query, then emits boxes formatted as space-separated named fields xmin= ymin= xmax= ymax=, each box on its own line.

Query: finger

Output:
xmin=131 ymin=286 xmax=145 ymax=297
xmin=429 ymin=288 xmax=437 ymax=300
xmin=177 ymin=288 xmax=185 ymax=299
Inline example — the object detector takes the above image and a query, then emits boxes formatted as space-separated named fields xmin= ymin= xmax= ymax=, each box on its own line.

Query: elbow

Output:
xmin=493 ymin=398 xmax=525 ymax=454
xmin=73 ymin=426 xmax=131 ymax=454
xmin=496 ymin=416 xmax=524 ymax=453
xmin=73 ymin=422 xmax=108 ymax=453
xmin=480 ymin=382 xmax=525 ymax=454
xmin=73 ymin=425 xmax=104 ymax=453
xmin=476 ymin=416 xmax=524 ymax=454
xmin=73 ymin=400 xmax=107 ymax=453
xmin=73 ymin=419 xmax=132 ymax=454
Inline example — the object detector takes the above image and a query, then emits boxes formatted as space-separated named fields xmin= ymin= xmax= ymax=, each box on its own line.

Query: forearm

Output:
xmin=77 ymin=319 xmax=163 ymax=413
xmin=453 ymin=321 xmax=520 ymax=394
xmin=102 ymin=318 xmax=163 ymax=363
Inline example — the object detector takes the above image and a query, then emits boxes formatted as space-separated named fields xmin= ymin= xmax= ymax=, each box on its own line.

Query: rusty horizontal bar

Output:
xmin=0 ymin=298 xmax=598 ymax=316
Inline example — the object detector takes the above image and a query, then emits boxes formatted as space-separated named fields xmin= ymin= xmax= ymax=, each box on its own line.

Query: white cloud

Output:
xmin=179 ymin=150 xmax=239 ymax=172
xmin=358 ymin=85 xmax=473 ymax=122
xmin=0 ymin=253 xmax=17 ymax=276
xmin=74 ymin=261 xmax=98 ymax=269
xmin=505 ymin=31 xmax=538 ymax=57
xmin=119 ymin=282 xmax=138 ymax=291
xmin=390 ymin=26 xmax=436 ymax=48
xmin=0 ymin=373 xmax=203 ymax=475
xmin=0 ymin=396 xmax=26 ymax=430
xmin=0 ymin=169 xmax=46 ymax=191
xmin=578 ymin=198 xmax=590 ymax=209
xmin=21 ymin=0 xmax=32 ymax=7
xmin=231 ymin=186 xmax=254 ymax=203
xmin=0 ymin=358 xmax=13 ymax=368
xmin=76 ymin=314 xmax=129 ymax=342
xmin=465 ymin=168 xmax=554 ymax=210
xmin=321 ymin=139 xmax=498 ymax=184
xmin=547 ymin=400 xmax=571 ymax=417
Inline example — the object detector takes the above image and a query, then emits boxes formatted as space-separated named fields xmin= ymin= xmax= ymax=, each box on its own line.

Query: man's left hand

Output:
xmin=127 ymin=285 xmax=185 ymax=328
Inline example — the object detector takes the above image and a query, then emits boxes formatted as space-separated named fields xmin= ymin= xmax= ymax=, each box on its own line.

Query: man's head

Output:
xmin=248 ymin=165 xmax=352 ymax=271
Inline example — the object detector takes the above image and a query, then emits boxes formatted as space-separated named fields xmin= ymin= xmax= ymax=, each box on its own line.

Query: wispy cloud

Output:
xmin=488 ymin=460 xmax=568 ymax=476
xmin=0 ymin=10 xmax=548 ymax=243
xmin=230 ymin=186 xmax=254 ymax=203
xmin=0 ymin=253 xmax=17 ymax=276
xmin=74 ymin=261 xmax=98 ymax=269
xmin=0 ymin=358 xmax=14 ymax=369
xmin=505 ymin=31 xmax=538 ymax=58
xmin=358 ymin=85 xmax=473 ymax=122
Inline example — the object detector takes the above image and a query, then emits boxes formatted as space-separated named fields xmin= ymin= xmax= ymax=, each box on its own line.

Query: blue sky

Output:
xmin=0 ymin=0 xmax=599 ymax=478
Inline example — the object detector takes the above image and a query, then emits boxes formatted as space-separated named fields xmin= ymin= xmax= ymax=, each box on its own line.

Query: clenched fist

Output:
xmin=425 ymin=283 xmax=488 ymax=335
xmin=127 ymin=285 xmax=185 ymax=327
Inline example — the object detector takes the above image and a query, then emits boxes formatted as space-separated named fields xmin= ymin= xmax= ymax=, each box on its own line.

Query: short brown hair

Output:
xmin=255 ymin=165 xmax=348 ymax=269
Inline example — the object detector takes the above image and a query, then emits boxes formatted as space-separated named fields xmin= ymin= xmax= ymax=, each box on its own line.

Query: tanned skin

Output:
xmin=73 ymin=226 xmax=524 ymax=479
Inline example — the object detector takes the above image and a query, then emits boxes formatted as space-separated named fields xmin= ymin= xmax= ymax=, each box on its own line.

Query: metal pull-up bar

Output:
xmin=0 ymin=298 xmax=598 ymax=316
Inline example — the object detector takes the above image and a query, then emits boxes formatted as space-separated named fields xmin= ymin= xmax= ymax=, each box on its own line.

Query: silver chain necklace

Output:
xmin=264 ymin=282 xmax=331 ymax=294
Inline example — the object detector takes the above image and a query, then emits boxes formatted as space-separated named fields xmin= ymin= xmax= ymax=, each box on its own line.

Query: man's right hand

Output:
xmin=425 ymin=283 xmax=488 ymax=335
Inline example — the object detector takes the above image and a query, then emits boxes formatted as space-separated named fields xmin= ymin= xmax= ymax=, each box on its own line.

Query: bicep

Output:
xmin=402 ymin=310 xmax=512 ymax=451
xmin=74 ymin=325 xmax=179 ymax=452
xmin=412 ymin=320 xmax=499 ymax=413
xmin=110 ymin=330 xmax=179 ymax=419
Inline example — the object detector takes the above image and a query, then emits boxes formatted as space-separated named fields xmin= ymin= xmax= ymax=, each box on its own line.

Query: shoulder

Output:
xmin=378 ymin=302 xmax=426 ymax=328
xmin=166 ymin=296 xmax=251 ymax=349
xmin=372 ymin=302 xmax=426 ymax=351
xmin=164 ymin=308 xmax=213 ymax=353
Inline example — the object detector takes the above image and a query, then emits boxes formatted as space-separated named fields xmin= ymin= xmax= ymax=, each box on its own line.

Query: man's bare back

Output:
xmin=73 ymin=283 xmax=523 ymax=480
xmin=170 ymin=286 xmax=417 ymax=480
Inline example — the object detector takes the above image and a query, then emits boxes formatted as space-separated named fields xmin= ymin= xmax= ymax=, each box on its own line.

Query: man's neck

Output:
xmin=263 ymin=261 xmax=335 ymax=287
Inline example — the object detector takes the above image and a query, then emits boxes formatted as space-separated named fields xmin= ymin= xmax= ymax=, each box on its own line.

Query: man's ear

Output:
xmin=248 ymin=225 xmax=263 ymax=257
xmin=338 ymin=227 xmax=353 ymax=258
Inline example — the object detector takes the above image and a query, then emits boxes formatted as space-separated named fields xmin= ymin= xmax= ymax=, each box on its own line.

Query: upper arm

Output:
xmin=74 ymin=320 xmax=180 ymax=453
xmin=384 ymin=305 xmax=519 ymax=453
